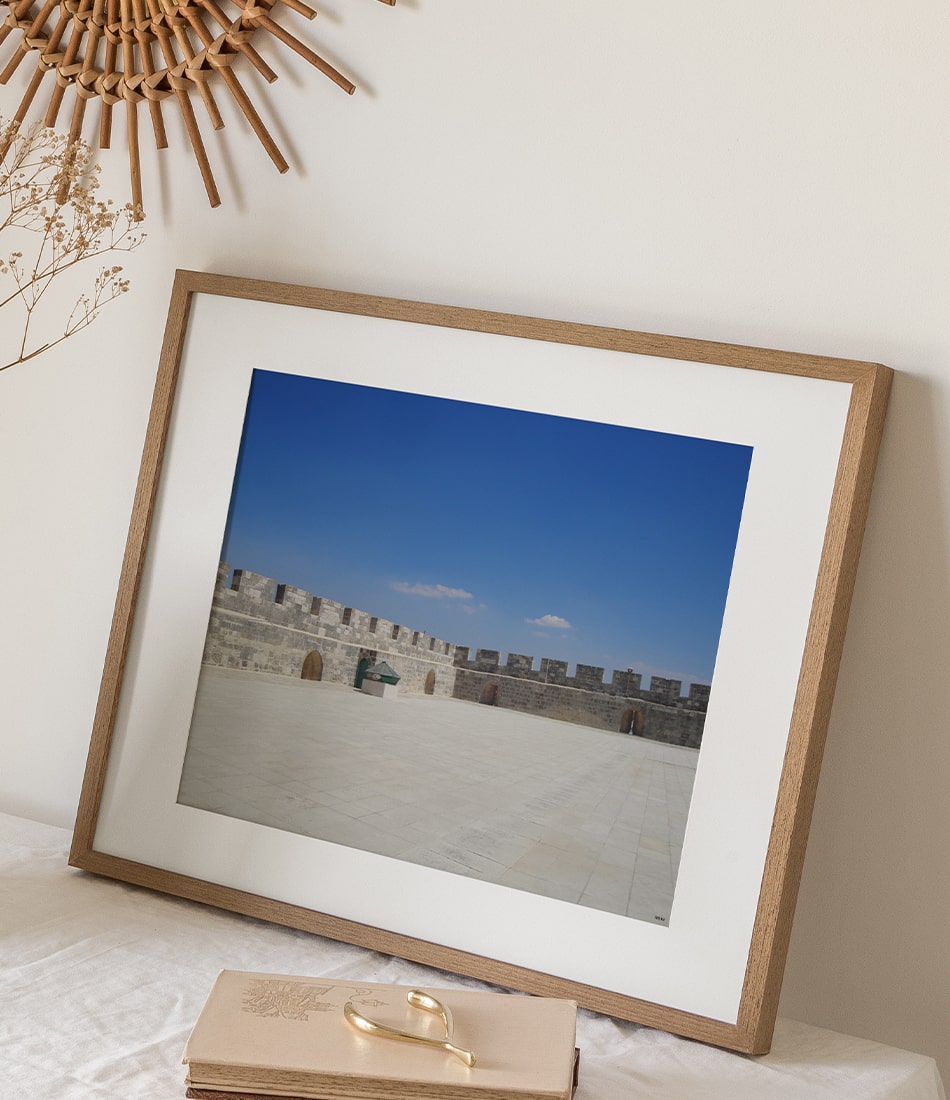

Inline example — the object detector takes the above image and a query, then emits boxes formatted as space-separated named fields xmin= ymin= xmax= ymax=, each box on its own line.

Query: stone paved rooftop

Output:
xmin=177 ymin=666 xmax=699 ymax=925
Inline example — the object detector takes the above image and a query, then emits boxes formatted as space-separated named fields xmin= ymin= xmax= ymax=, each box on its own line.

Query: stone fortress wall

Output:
xmin=203 ymin=563 xmax=458 ymax=698
xmin=453 ymin=652 xmax=707 ymax=748
xmin=202 ymin=564 xmax=709 ymax=749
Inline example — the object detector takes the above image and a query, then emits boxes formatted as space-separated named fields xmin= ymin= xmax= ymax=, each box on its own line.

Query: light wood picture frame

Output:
xmin=70 ymin=268 xmax=892 ymax=1054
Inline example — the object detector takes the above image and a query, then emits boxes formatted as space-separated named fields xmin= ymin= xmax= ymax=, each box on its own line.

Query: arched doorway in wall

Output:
xmin=479 ymin=682 xmax=499 ymax=706
xmin=301 ymin=651 xmax=323 ymax=681
xmin=424 ymin=670 xmax=436 ymax=695
xmin=620 ymin=707 xmax=645 ymax=736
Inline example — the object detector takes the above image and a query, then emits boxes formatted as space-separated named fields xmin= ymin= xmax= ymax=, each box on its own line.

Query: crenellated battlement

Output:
xmin=452 ymin=647 xmax=708 ymax=710
xmin=202 ymin=564 xmax=709 ymax=748
xmin=217 ymin=565 xmax=458 ymax=660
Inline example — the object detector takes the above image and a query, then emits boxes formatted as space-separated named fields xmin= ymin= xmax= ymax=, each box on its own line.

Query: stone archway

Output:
xmin=479 ymin=682 xmax=499 ymax=706
xmin=301 ymin=651 xmax=323 ymax=681
xmin=424 ymin=669 xmax=436 ymax=695
xmin=620 ymin=707 xmax=645 ymax=736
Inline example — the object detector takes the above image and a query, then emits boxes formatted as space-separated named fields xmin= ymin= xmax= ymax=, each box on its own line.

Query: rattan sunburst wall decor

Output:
xmin=0 ymin=0 xmax=394 ymax=212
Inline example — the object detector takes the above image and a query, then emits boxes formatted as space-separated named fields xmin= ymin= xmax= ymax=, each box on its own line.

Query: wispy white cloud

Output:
xmin=390 ymin=581 xmax=474 ymax=600
xmin=526 ymin=614 xmax=572 ymax=630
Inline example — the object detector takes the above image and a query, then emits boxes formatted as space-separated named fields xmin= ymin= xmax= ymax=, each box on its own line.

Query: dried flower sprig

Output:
xmin=0 ymin=119 xmax=144 ymax=374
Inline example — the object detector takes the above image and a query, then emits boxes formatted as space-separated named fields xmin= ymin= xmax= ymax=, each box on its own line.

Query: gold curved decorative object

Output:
xmin=344 ymin=990 xmax=478 ymax=1068
xmin=0 ymin=0 xmax=394 ymax=211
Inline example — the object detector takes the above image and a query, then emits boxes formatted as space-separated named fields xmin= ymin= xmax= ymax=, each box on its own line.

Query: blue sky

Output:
xmin=219 ymin=369 xmax=752 ymax=691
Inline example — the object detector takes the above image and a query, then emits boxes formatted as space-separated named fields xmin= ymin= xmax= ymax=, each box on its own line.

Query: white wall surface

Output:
xmin=1 ymin=0 xmax=947 ymax=1080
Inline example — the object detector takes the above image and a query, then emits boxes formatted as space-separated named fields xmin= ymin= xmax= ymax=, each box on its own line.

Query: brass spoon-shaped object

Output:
xmin=344 ymin=989 xmax=477 ymax=1068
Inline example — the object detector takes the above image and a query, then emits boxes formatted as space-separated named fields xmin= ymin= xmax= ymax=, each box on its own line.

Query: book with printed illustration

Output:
xmin=182 ymin=970 xmax=579 ymax=1100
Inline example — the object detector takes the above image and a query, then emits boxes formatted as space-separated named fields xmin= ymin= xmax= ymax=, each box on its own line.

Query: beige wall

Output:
xmin=1 ymin=0 xmax=947 ymax=1079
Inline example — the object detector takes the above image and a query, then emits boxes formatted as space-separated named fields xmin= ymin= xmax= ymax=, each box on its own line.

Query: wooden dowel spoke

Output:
xmin=33 ymin=10 xmax=70 ymax=118
xmin=44 ymin=0 xmax=93 ymax=128
xmin=25 ymin=0 xmax=59 ymax=40
xmin=55 ymin=3 xmax=104 ymax=203
xmin=0 ymin=45 xmax=28 ymax=83
xmin=254 ymin=13 xmax=355 ymax=94
xmin=195 ymin=0 xmax=277 ymax=83
xmin=99 ymin=0 xmax=120 ymax=147
xmin=119 ymin=0 xmax=135 ymax=86
xmin=55 ymin=122 xmax=83 ymax=204
xmin=1 ymin=0 xmax=45 ymax=45
xmin=0 ymin=110 xmax=24 ymax=160
xmin=270 ymin=0 xmax=317 ymax=22
xmin=0 ymin=0 xmax=56 ymax=84
xmin=7 ymin=66 xmax=46 ymax=133
xmin=131 ymin=0 xmax=168 ymax=148
xmin=126 ymin=94 xmax=142 ymax=210
xmin=65 ymin=91 xmax=87 ymax=156
xmin=168 ymin=16 xmax=224 ymax=129
xmin=226 ymin=37 xmax=276 ymax=84
xmin=228 ymin=73 xmax=287 ymax=171
xmin=179 ymin=4 xmax=287 ymax=172
xmin=152 ymin=20 xmax=220 ymax=206
xmin=178 ymin=94 xmax=221 ymax=206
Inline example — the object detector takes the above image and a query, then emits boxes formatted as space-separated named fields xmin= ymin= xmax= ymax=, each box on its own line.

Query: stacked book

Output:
xmin=183 ymin=970 xmax=579 ymax=1100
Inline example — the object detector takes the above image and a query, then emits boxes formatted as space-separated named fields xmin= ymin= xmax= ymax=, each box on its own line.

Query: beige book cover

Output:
xmin=182 ymin=971 xmax=578 ymax=1100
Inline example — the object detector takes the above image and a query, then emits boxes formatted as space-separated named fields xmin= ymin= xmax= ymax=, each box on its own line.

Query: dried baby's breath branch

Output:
xmin=0 ymin=118 xmax=145 ymax=374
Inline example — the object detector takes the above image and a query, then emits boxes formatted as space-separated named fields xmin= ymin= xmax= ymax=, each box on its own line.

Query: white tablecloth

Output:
xmin=1 ymin=812 xmax=944 ymax=1099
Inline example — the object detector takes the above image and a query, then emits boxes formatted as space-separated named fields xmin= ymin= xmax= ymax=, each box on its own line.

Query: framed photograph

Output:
xmin=70 ymin=269 xmax=892 ymax=1054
